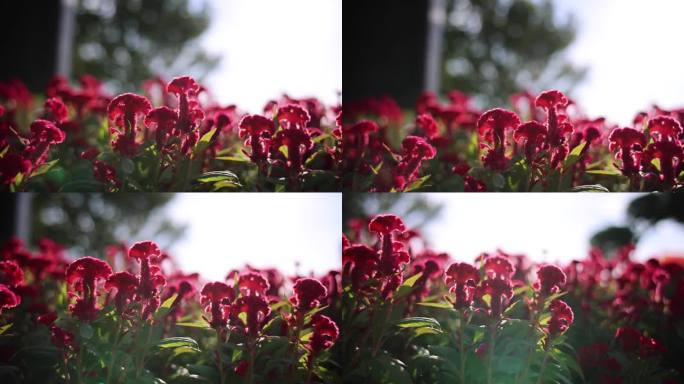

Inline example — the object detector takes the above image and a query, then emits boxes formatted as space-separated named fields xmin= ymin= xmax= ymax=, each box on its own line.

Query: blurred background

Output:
xmin=344 ymin=0 xmax=684 ymax=125
xmin=0 ymin=0 xmax=341 ymax=112
xmin=343 ymin=192 xmax=684 ymax=264
xmin=1 ymin=193 xmax=341 ymax=280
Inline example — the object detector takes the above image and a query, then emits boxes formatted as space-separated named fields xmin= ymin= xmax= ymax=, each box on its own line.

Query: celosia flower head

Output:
xmin=536 ymin=265 xmax=566 ymax=294
xmin=232 ymin=295 xmax=271 ymax=337
xmin=291 ymin=278 xmax=327 ymax=311
xmin=648 ymin=115 xmax=682 ymax=142
xmin=107 ymin=93 xmax=152 ymax=131
xmin=0 ymin=260 xmax=24 ymax=286
xmin=309 ymin=314 xmax=339 ymax=353
xmin=277 ymin=104 xmax=311 ymax=129
xmin=445 ymin=262 xmax=479 ymax=309
xmin=201 ymin=281 xmax=234 ymax=328
xmin=65 ymin=256 xmax=112 ymax=321
xmin=238 ymin=272 xmax=270 ymax=297
xmin=105 ymin=271 xmax=139 ymax=314
xmin=547 ymin=299 xmax=574 ymax=336
xmin=0 ymin=284 xmax=21 ymax=314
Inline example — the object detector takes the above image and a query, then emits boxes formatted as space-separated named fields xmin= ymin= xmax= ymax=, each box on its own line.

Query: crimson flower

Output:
xmin=445 ymin=262 xmax=479 ymax=309
xmin=369 ymin=214 xmax=409 ymax=280
xmin=128 ymin=241 xmax=165 ymax=298
xmin=645 ymin=140 xmax=682 ymax=187
xmin=535 ymin=90 xmax=572 ymax=167
xmin=107 ymin=93 xmax=152 ymax=156
xmin=105 ymin=271 xmax=139 ymax=314
xmin=232 ymin=295 xmax=271 ymax=337
xmin=166 ymin=77 xmax=204 ymax=154
xmin=308 ymin=314 xmax=339 ymax=354
xmin=238 ymin=272 xmax=270 ymax=297
xmin=277 ymin=104 xmax=311 ymax=129
xmin=238 ymin=114 xmax=275 ymax=163
xmin=608 ymin=127 xmax=647 ymax=176
xmin=44 ymin=97 xmax=68 ymax=124
xmin=481 ymin=278 xmax=513 ymax=319
xmin=273 ymin=123 xmax=313 ymax=174
xmin=0 ymin=284 xmax=20 ymax=314
xmin=342 ymin=244 xmax=379 ymax=291
xmin=0 ymin=260 xmax=24 ymax=286
xmin=291 ymin=278 xmax=327 ymax=311
xmin=93 ymin=160 xmax=120 ymax=189
xmin=26 ymin=119 xmax=65 ymax=167
xmin=343 ymin=120 xmax=379 ymax=160
xmin=477 ymin=108 xmax=520 ymax=170
xmin=66 ymin=256 xmax=112 ymax=321
xmin=50 ymin=325 xmax=76 ymax=350
xmin=416 ymin=113 xmax=439 ymax=139
xmin=483 ymin=255 xmax=515 ymax=281
xmin=393 ymin=136 xmax=436 ymax=190
xmin=0 ymin=153 xmax=31 ymax=185
xmin=547 ymin=299 xmax=574 ymax=336
xmin=145 ymin=106 xmax=178 ymax=151
xmin=648 ymin=116 xmax=682 ymax=142
xmin=615 ymin=326 xmax=643 ymax=352
xmin=536 ymin=265 xmax=566 ymax=295
xmin=200 ymin=281 xmax=234 ymax=328
xmin=514 ymin=121 xmax=547 ymax=163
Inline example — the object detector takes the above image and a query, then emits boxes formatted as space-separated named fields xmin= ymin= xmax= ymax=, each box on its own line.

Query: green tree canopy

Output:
xmin=73 ymin=0 xmax=218 ymax=91
xmin=442 ymin=0 xmax=585 ymax=105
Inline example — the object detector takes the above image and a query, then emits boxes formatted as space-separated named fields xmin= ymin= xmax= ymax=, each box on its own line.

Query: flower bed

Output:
xmin=0 ymin=76 xmax=341 ymax=191
xmin=341 ymin=214 xmax=683 ymax=383
xmin=342 ymin=90 xmax=684 ymax=191
xmin=0 ymin=238 xmax=340 ymax=383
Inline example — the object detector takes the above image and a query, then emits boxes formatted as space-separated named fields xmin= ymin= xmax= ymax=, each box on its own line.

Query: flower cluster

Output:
xmin=0 ymin=237 xmax=340 ymax=383
xmin=340 ymin=213 xmax=682 ymax=383
xmin=343 ymin=90 xmax=684 ymax=191
xmin=0 ymin=76 xmax=341 ymax=191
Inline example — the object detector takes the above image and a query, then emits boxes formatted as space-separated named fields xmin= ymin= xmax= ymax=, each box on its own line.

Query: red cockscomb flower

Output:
xmin=93 ymin=160 xmax=120 ymax=189
xmin=0 ymin=284 xmax=21 ymax=314
xmin=65 ymin=256 xmax=112 ymax=321
xmin=166 ymin=77 xmax=204 ymax=150
xmin=648 ymin=116 xmax=682 ymax=142
xmin=445 ymin=262 xmax=479 ymax=309
xmin=514 ymin=121 xmax=547 ymax=163
xmin=291 ymin=278 xmax=327 ymax=312
xmin=483 ymin=255 xmax=515 ymax=281
xmin=238 ymin=114 xmax=275 ymax=163
xmin=368 ymin=214 xmax=406 ymax=234
xmin=277 ymin=104 xmax=311 ymax=129
xmin=272 ymin=124 xmax=313 ymax=174
xmin=232 ymin=295 xmax=271 ymax=337
xmin=482 ymin=278 xmax=513 ymax=319
xmin=105 ymin=271 xmax=139 ymax=314
xmin=547 ymin=299 xmax=574 ymax=336
xmin=535 ymin=90 xmax=571 ymax=166
xmin=145 ymin=106 xmax=178 ymax=151
xmin=343 ymin=244 xmax=379 ymax=291
xmin=369 ymin=214 xmax=409 ymax=280
xmin=0 ymin=153 xmax=31 ymax=185
xmin=309 ymin=314 xmax=339 ymax=354
xmin=477 ymin=108 xmax=520 ymax=170
xmin=646 ymin=140 xmax=682 ymax=187
xmin=608 ymin=127 xmax=647 ymax=176
xmin=27 ymin=119 xmax=66 ymax=166
xmin=238 ymin=272 xmax=270 ymax=297
xmin=536 ymin=265 xmax=566 ymax=294
xmin=615 ymin=326 xmax=642 ymax=352
xmin=416 ymin=113 xmax=439 ymax=139
xmin=107 ymin=93 xmax=152 ymax=156
xmin=201 ymin=281 xmax=234 ymax=328
xmin=393 ymin=136 xmax=437 ymax=190
xmin=0 ymin=260 xmax=24 ymax=286
xmin=44 ymin=97 xmax=68 ymax=124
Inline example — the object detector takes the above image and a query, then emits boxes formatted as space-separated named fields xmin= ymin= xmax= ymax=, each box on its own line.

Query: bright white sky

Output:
xmin=195 ymin=0 xmax=342 ymax=112
xmin=164 ymin=194 xmax=341 ymax=281
xmin=401 ymin=194 xmax=684 ymax=265
xmin=553 ymin=0 xmax=684 ymax=125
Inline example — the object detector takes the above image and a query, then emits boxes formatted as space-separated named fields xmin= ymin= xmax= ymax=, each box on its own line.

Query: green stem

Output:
xmin=516 ymin=294 xmax=545 ymax=384
xmin=458 ymin=310 xmax=467 ymax=384
xmin=106 ymin=317 xmax=124 ymax=384
xmin=486 ymin=322 xmax=497 ymax=384
xmin=216 ymin=329 xmax=225 ymax=384
xmin=135 ymin=323 xmax=154 ymax=377
xmin=535 ymin=343 xmax=552 ymax=384
xmin=246 ymin=337 xmax=256 ymax=384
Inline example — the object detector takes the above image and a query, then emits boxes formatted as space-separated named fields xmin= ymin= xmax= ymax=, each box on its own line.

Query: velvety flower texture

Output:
xmin=128 ymin=241 xmax=166 ymax=319
xmin=477 ymin=108 xmax=520 ymax=170
xmin=393 ymin=136 xmax=437 ymax=190
xmin=107 ymin=93 xmax=152 ymax=157
xmin=368 ymin=214 xmax=409 ymax=283
xmin=608 ymin=127 xmax=647 ymax=176
xmin=445 ymin=262 xmax=479 ymax=309
xmin=232 ymin=295 xmax=271 ymax=337
xmin=200 ymin=281 xmax=234 ymax=328
xmin=0 ymin=260 xmax=24 ymax=286
xmin=536 ymin=265 xmax=566 ymax=294
xmin=342 ymin=244 xmax=379 ymax=291
xmin=309 ymin=314 xmax=339 ymax=354
xmin=0 ymin=284 xmax=21 ymax=314
xmin=238 ymin=272 xmax=270 ymax=297
xmin=291 ymin=278 xmax=327 ymax=311
xmin=105 ymin=271 xmax=139 ymax=314
xmin=547 ymin=299 xmax=574 ymax=336
xmin=238 ymin=114 xmax=275 ymax=163
xmin=65 ymin=256 xmax=112 ymax=321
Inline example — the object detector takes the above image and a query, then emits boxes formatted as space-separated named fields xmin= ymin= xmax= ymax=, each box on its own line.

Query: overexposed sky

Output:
xmin=165 ymin=193 xmax=341 ymax=281
xmin=394 ymin=194 xmax=684 ymax=265
xmin=196 ymin=0 xmax=342 ymax=112
xmin=554 ymin=0 xmax=684 ymax=125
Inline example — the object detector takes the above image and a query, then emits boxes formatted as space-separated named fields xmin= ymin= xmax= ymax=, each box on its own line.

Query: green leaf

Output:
xmin=0 ymin=324 xmax=12 ymax=335
xmin=586 ymin=169 xmax=621 ymax=176
xmin=194 ymin=170 xmax=240 ymax=184
xmin=396 ymin=317 xmax=442 ymax=331
xmin=156 ymin=337 xmax=199 ymax=349
xmin=416 ymin=302 xmax=454 ymax=310
xmin=404 ymin=175 xmax=430 ymax=191
xmin=155 ymin=293 xmax=178 ymax=318
xmin=651 ymin=158 xmax=661 ymax=172
xmin=193 ymin=128 xmax=217 ymax=157
xmin=176 ymin=320 xmax=212 ymax=330
xmin=562 ymin=141 xmax=586 ymax=171
xmin=401 ymin=272 xmax=423 ymax=288
xmin=214 ymin=156 xmax=252 ymax=163
xmin=29 ymin=159 xmax=59 ymax=178
xmin=571 ymin=184 xmax=610 ymax=192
